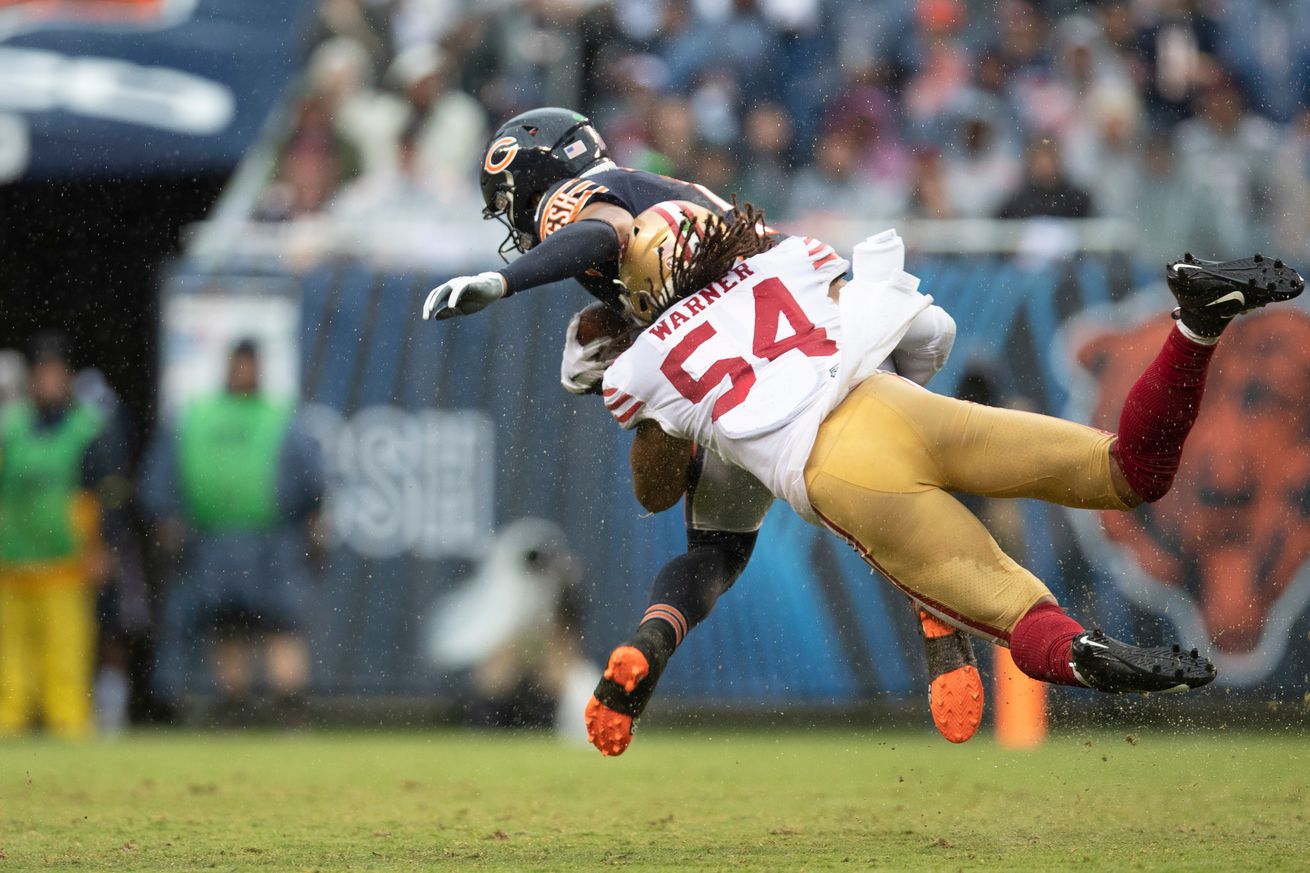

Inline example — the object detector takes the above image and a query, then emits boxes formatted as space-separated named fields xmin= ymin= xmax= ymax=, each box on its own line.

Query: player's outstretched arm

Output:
xmin=629 ymin=420 xmax=692 ymax=513
xmin=422 ymin=203 xmax=632 ymax=321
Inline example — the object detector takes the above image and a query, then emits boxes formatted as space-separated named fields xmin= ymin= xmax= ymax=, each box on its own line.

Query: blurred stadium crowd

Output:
xmin=255 ymin=0 xmax=1310 ymax=263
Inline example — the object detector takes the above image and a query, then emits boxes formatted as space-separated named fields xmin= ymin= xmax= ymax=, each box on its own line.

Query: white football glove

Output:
xmin=560 ymin=310 xmax=617 ymax=395
xmin=422 ymin=272 xmax=507 ymax=321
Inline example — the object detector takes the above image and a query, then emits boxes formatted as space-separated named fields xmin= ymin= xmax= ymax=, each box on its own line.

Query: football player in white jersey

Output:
xmin=421 ymin=108 xmax=986 ymax=754
xmin=568 ymin=295 xmax=973 ymax=755
xmin=592 ymin=198 xmax=1305 ymax=748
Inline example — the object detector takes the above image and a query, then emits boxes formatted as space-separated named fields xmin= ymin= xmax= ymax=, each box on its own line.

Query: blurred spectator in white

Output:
xmin=332 ymin=117 xmax=445 ymax=227
xmin=312 ymin=0 xmax=392 ymax=74
xmin=307 ymin=37 xmax=401 ymax=178
xmin=1271 ymin=108 xmax=1310 ymax=254
xmin=739 ymin=101 xmax=794 ymax=218
xmin=688 ymin=67 xmax=742 ymax=147
xmin=940 ymin=105 xmax=1022 ymax=218
xmin=997 ymin=138 xmax=1093 ymax=219
xmin=1174 ymin=78 xmax=1276 ymax=254
xmin=1136 ymin=0 xmax=1221 ymax=123
xmin=389 ymin=0 xmax=467 ymax=54
xmin=788 ymin=125 xmax=908 ymax=222
xmin=1020 ymin=15 xmax=1132 ymax=140
xmin=755 ymin=0 xmax=819 ymax=31
xmin=0 ymin=350 xmax=25 ymax=408
xmin=1063 ymin=85 xmax=1144 ymax=221
xmin=383 ymin=44 xmax=487 ymax=204
xmin=613 ymin=0 xmax=673 ymax=44
xmin=426 ymin=518 xmax=598 ymax=742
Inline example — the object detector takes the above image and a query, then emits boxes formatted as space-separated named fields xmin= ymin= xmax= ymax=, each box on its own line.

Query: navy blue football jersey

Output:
xmin=531 ymin=167 xmax=733 ymax=307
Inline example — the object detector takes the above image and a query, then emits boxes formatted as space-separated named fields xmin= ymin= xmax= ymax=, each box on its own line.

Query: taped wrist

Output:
xmin=498 ymin=219 xmax=621 ymax=296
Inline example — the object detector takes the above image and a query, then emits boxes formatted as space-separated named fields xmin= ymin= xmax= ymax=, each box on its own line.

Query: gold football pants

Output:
xmin=0 ymin=565 xmax=96 ymax=738
xmin=805 ymin=373 xmax=1129 ymax=642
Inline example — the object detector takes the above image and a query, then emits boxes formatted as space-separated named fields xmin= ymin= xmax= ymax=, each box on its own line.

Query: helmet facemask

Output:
xmin=482 ymin=176 xmax=535 ymax=260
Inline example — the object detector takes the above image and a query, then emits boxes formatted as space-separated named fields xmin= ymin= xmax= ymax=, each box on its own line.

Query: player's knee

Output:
xmin=1109 ymin=442 xmax=1163 ymax=506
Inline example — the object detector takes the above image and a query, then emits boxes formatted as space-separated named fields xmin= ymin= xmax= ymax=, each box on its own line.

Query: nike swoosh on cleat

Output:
xmin=1206 ymin=290 xmax=1246 ymax=307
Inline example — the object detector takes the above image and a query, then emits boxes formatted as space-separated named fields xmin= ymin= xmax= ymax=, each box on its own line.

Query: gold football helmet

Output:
xmin=618 ymin=200 xmax=721 ymax=324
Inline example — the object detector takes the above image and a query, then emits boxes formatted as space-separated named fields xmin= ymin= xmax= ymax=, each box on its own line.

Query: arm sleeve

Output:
xmin=890 ymin=304 xmax=956 ymax=387
xmin=498 ymin=219 xmax=621 ymax=296
xmin=644 ymin=527 xmax=757 ymax=633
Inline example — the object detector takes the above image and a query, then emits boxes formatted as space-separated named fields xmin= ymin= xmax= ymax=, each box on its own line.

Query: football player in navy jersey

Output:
xmin=422 ymin=107 xmax=982 ymax=754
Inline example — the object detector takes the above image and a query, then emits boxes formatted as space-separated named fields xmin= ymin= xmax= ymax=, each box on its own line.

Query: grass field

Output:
xmin=1 ymin=727 xmax=1307 ymax=871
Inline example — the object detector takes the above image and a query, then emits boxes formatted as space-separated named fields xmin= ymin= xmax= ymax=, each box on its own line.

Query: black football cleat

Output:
xmin=1070 ymin=629 xmax=1217 ymax=694
xmin=1166 ymin=252 xmax=1304 ymax=338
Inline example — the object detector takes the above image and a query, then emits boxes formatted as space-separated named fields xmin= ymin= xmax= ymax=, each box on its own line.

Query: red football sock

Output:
xmin=1008 ymin=601 xmax=1085 ymax=687
xmin=1112 ymin=325 xmax=1217 ymax=503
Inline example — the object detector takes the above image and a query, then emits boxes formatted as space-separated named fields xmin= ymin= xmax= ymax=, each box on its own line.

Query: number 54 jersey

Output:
xmin=602 ymin=236 xmax=853 ymax=523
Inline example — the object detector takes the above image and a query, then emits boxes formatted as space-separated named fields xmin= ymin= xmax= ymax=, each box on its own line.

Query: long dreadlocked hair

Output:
xmin=654 ymin=200 xmax=776 ymax=309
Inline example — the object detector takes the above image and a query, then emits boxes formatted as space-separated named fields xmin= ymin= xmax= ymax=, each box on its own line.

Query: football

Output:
xmin=576 ymin=301 xmax=635 ymax=350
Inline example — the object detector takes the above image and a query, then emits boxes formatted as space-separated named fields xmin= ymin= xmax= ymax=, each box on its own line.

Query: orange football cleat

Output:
xmin=585 ymin=645 xmax=652 ymax=756
xmin=585 ymin=696 xmax=635 ymax=757
xmin=918 ymin=609 xmax=984 ymax=744
xmin=603 ymin=645 xmax=650 ymax=692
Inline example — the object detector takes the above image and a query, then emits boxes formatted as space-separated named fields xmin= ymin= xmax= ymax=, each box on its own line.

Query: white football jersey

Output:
xmin=603 ymin=236 xmax=850 ymax=520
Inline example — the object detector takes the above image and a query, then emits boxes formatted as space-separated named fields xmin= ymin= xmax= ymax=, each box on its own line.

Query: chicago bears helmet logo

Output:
xmin=483 ymin=136 xmax=519 ymax=175
xmin=1060 ymin=290 xmax=1310 ymax=685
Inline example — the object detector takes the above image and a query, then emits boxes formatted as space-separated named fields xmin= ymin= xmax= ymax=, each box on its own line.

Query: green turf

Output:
xmin=0 ymin=727 xmax=1306 ymax=871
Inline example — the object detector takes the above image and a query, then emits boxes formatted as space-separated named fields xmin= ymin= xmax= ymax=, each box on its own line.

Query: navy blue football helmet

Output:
xmin=480 ymin=107 xmax=609 ymax=257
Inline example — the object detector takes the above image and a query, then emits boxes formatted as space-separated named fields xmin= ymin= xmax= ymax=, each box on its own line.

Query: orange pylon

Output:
xmin=994 ymin=645 xmax=1047 ymax=748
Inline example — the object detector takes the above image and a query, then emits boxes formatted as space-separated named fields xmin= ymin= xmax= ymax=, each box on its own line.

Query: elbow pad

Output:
xmin=892 ymin=305 xmax=956 ymax=386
